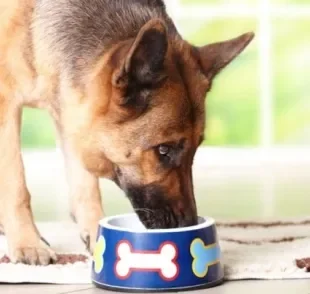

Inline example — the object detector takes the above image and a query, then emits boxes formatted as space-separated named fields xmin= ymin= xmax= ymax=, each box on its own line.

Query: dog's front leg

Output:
xmin=60 ymin=141 xmax=104 ymax=253
xmin=0 ymin=104 xmax=56 ymax=265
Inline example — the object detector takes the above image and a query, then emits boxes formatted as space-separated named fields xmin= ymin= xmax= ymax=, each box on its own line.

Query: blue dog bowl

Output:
xmin=92 ymin=213 xmax=224 ymax=292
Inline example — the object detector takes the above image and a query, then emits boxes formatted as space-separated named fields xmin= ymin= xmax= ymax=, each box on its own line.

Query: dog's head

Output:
xmin=77 ymin=19 xmax=254 ymax=229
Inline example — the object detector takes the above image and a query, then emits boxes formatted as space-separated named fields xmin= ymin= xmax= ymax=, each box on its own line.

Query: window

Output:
xmin=165 ymin=0 xmax=310 ymax=147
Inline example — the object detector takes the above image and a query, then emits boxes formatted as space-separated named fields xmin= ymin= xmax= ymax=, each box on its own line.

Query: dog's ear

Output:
xmin=113 ymin=19 xmax=168 ymax=88
xmin=197 ymin=32 xmax=254 ymax=80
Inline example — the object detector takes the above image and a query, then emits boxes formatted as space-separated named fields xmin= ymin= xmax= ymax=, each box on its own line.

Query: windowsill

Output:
xmin=21 ymin=146 xmax=310 ymax=170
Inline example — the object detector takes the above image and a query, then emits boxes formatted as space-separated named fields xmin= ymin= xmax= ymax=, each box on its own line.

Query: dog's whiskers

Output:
xmin=134 ymin=208 xmax=155 ymax=215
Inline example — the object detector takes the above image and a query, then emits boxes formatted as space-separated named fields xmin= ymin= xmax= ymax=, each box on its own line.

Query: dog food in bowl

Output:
xmin=92 ymin=213 xmax=224 ymax=292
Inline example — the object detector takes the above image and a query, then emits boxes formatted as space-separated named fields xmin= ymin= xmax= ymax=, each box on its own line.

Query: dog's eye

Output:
xmin=156 ymin=143 xmax=183 ymax=168
xmin=158 ymin=145 xmax=171 ymax=156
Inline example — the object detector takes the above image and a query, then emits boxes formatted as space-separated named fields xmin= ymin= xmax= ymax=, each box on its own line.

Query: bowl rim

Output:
xmin=99 ymin=213 xmax=215 ymax=233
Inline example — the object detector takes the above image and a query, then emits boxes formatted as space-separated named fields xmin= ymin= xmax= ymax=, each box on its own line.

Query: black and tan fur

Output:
xmin=0 ymin=0 xmax=254 ymax=265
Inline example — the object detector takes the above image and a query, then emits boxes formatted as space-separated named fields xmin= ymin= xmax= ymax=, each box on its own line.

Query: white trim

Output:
xmin=193 ymin=147 xmax=310 ymax=167
xmin=270 ymin=6 xmax=310 ymax=17
xmin=21 ymin=147 xmax=310 ymax=169
xmin=258 ymin=0 xmax=273 ymax=147
xmin=172 ymin=5 xmax=257 ymax=19
xmin=99 ymin=213 xmax=214 ymax=233
xmin=168 ymin=4 xmax=310 ymax=19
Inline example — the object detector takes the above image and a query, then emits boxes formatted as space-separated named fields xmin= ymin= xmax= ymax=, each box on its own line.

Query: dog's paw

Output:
xmin=80 ymin=227 xmax=98 ymax=254
xmin=72 ymin=204 xmax=103 ymax=254
xmin=9 ymin=239 xmax=57 ymax=266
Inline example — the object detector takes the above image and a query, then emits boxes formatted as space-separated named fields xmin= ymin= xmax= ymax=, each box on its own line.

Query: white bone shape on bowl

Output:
xmin=115 ymin=241 xmax=179 ymax=280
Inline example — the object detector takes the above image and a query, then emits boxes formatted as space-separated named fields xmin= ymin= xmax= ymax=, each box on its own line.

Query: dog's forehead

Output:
xmin=133 ymin=90 xmax=205 ymax=148
xmin=150 ymin=82 xmax=196 ymax=127
xmin=140 ymin=59 xmax=206 ymax=140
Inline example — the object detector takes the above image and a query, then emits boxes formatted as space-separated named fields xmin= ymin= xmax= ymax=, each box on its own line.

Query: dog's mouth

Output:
xmin=121 ymin=183 xmax=198 ymax=229
xmin=134 ymin=205 xmax=198 ymax=229
xmin=134 ymin=206 xmax=179 ymax=229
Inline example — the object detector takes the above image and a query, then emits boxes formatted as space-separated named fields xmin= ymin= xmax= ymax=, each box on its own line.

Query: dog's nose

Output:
xmin=174 ymin=204 xmax=198 ymax=228
xmin=177 ymin=214 xmax=198 ymax=228
xmin=174 ymin=200 xmax=198 ymax=228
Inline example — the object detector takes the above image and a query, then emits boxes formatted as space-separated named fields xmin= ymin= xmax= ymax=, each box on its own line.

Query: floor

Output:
xmin=2 ymin=148 xmax=310 ymax=293
xmin=2 ymin=280 xmax=310 ymax=294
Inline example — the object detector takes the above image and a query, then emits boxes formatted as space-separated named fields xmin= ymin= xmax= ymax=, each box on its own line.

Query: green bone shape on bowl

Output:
xmin=93 ymin=236 xmax=106 ymax=274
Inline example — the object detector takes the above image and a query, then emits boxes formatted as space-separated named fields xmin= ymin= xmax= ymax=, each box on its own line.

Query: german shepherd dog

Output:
xmin=0 ymin=0 xmax=253 ymax=265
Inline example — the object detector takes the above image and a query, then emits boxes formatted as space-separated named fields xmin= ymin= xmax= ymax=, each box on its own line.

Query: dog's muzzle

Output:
xmin=121 ymin=184 xmax=198 ymax=229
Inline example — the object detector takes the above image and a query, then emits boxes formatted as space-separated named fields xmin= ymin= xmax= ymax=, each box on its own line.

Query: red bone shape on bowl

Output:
xmin=114 ymin=240 xmax=179 ymax=281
